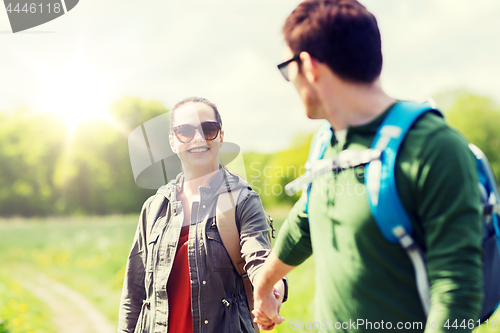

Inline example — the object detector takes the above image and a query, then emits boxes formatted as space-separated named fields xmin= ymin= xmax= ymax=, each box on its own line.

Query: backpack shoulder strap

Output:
xmin=364 ymin=101 xmax=443 ymax=316
xmin=308 ymin=120 xmax=333 ymax=161
xmin=216 ymin=188 xmax=260 ymax=333
xmin=304 ymin=120 xmax=333 ymax=214
xmin=365 ymin=101 xmax=442 ymax=243
xmin=216 ymin=188 xmax=245 ymax=275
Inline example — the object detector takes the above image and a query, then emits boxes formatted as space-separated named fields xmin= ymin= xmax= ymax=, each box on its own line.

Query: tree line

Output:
xmin=0 ymin=97 xmax=167 ymax=216
xmin=0 ymin=92 xmax=498 ymax=217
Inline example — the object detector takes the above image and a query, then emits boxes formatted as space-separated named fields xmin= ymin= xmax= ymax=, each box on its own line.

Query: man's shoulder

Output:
xmin=396 ymin=109 xmax=475 ymax=200
xmin=395 ymin=109 xmax=478 ymax=223
xmin=407 ymin=110 xmax=446 ymax=137
xmin=402 ymin=110 xmax=471 ymax=159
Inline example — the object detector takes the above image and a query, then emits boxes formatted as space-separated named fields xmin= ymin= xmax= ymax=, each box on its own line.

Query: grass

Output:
xmin=0 ymin=210 xmax=498 ymax=333
xmin=0 ymin=271 xmax=56 ymax=333
xmin=0 ymin=215 xmax=139 ymax=327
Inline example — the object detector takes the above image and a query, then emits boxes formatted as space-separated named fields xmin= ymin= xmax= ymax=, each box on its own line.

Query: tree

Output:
xmin=242 ymin=133 xmax=313 ymax=207
xmin=0 ymin=109 xmax=65 ymax=216
xmin=443 ymin=92 xmax=500 ymax=186
xmin=57 ymin=97 xmax=169 ymax=215
xmin=0 ymin=97 xmax=169 ymax=216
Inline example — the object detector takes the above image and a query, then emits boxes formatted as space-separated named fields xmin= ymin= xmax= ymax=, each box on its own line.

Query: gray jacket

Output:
xmin=118 ymin=168 xmax=271 ymax=333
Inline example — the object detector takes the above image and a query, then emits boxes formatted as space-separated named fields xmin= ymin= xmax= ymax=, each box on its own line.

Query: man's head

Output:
xmin=283 ymin=0 xmax=382 ymax=84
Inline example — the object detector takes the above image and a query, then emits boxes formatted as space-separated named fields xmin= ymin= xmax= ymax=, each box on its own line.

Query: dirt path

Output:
xmin=19 ymin=274 xmax=115 ymax=333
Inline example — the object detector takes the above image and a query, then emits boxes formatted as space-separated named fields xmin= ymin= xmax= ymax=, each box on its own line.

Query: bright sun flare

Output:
xmin=39 ymin=58 xmax=113 ymax=133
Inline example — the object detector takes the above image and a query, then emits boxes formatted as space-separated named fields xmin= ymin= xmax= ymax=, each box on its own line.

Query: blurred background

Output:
xmin=1 ymin=0 xmax=499 ymax=332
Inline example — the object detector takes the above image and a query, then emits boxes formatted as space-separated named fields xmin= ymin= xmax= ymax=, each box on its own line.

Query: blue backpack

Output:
xmin=299 ymin=101 xmax=500 ymax=322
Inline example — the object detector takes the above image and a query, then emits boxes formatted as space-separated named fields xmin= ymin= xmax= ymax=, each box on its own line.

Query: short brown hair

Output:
xmin=283 ymin=0 xmax=382 ymax=83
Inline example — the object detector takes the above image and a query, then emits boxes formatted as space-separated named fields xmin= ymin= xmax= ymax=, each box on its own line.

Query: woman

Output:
xmin=118 ymin=97 xmax=285 ymax=333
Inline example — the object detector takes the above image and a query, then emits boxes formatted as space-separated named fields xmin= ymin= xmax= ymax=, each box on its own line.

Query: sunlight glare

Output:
xmin=39 ymin=58 xmax=113 ymax=133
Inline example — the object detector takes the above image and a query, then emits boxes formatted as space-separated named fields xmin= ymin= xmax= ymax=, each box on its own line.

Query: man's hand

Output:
xmin=252 ymin=252 xmax=295 ymax=330
xmin=252 ymin=286 xmax=283 ymax=330
xmin=253 ymin=281 xmax=285 ymax=330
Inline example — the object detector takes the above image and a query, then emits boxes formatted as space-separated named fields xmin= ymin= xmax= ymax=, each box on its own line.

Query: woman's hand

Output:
xmin=252 ymin=252 xmax=295 ymax=330
xmin=252 ymin=280 xmax=285 ymax=330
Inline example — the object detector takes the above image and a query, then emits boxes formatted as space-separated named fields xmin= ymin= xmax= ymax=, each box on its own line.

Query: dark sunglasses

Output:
xmin=172 ymin=121 xmax=221 ymax=143
xmin=277 ymin=54 xmax=301 ymax=81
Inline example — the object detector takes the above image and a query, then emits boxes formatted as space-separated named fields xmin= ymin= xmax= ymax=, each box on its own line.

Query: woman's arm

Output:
xmin=236 ymin=189 xmax=272 ymax=283
xmin=117 ymin=197 xmax=152 ymax=333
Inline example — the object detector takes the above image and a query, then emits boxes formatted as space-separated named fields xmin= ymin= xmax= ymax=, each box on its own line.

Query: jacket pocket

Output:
xmin=206 ymin=221 xmax=234 ymax=271
xmin=228 ymin=296 xmax=254 ymax=333
xmin=145 ymin=232 xmax=160 ymax=292
xmin=146 ymin=232 xmax=160 ymax=271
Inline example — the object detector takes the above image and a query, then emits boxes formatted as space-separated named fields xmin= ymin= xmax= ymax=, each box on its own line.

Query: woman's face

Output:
xmin=169 ymin=102 xmax=224 ymax=172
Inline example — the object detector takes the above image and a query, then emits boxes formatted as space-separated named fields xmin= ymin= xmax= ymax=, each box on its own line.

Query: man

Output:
xmin=252 ymin=0 xmax=483 ymax=332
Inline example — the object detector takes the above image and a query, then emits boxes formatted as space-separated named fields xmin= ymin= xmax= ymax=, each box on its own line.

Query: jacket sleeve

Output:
xmin=236 ymin=189 xmax=272 ymax=284
xmin=117 ymin=197 xmax=153 ymax=333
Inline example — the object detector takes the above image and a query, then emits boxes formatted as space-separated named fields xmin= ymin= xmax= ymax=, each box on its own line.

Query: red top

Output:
xmin=167 ymin=226 xmax=193 ymax=333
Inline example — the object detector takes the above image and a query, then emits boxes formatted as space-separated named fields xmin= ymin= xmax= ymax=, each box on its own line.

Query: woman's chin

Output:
xmin=182 ymin=156 xmax=219 ymax=172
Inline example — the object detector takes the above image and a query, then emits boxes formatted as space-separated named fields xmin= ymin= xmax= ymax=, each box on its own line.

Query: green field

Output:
xmin=0 ymin=211 xmax=498 ymax=333
xmin=0 ymin=271 xmax=56 ymax=333
xmin=0 ymin=209 xmax=314 ymax=333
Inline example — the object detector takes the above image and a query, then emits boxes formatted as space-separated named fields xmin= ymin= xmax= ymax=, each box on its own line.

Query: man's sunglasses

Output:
xmin=277 ymin=54 xmax=301 ymax=81
xmin=172 ymin=121 xmax=221 ymax=143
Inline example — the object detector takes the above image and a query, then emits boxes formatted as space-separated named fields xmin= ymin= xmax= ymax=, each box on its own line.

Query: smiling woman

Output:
xmin=39 ymin=59 xmax=114 ymax=133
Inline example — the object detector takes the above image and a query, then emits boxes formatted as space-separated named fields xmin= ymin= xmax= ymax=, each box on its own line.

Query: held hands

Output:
xmin=252 ymin=280 xmax=285 ymax=330
xmin=252 ymin=251 xmax=295 ymax=330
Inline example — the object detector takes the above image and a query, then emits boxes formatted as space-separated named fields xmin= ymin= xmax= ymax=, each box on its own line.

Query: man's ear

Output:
xmin=220 ymin=129 xmax=224 ymax=143
xmin=300 ymin=51 xmax=319 ymax=83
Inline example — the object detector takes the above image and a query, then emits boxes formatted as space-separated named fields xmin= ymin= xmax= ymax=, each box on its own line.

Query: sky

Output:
xmin=1 ymin=0 xmax=499 ymax=152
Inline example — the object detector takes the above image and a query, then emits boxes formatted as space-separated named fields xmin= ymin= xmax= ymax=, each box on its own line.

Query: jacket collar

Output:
xmin=156 ymin=166 xmax=248 ymax=201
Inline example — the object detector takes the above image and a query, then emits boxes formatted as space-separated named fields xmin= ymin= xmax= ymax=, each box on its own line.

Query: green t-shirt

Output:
xmin=274 ymin=102 xmax=483 ymax=332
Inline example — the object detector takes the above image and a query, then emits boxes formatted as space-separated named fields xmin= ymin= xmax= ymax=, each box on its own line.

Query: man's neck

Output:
xmin=321 ymin=78 xmax=395 ymax=131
